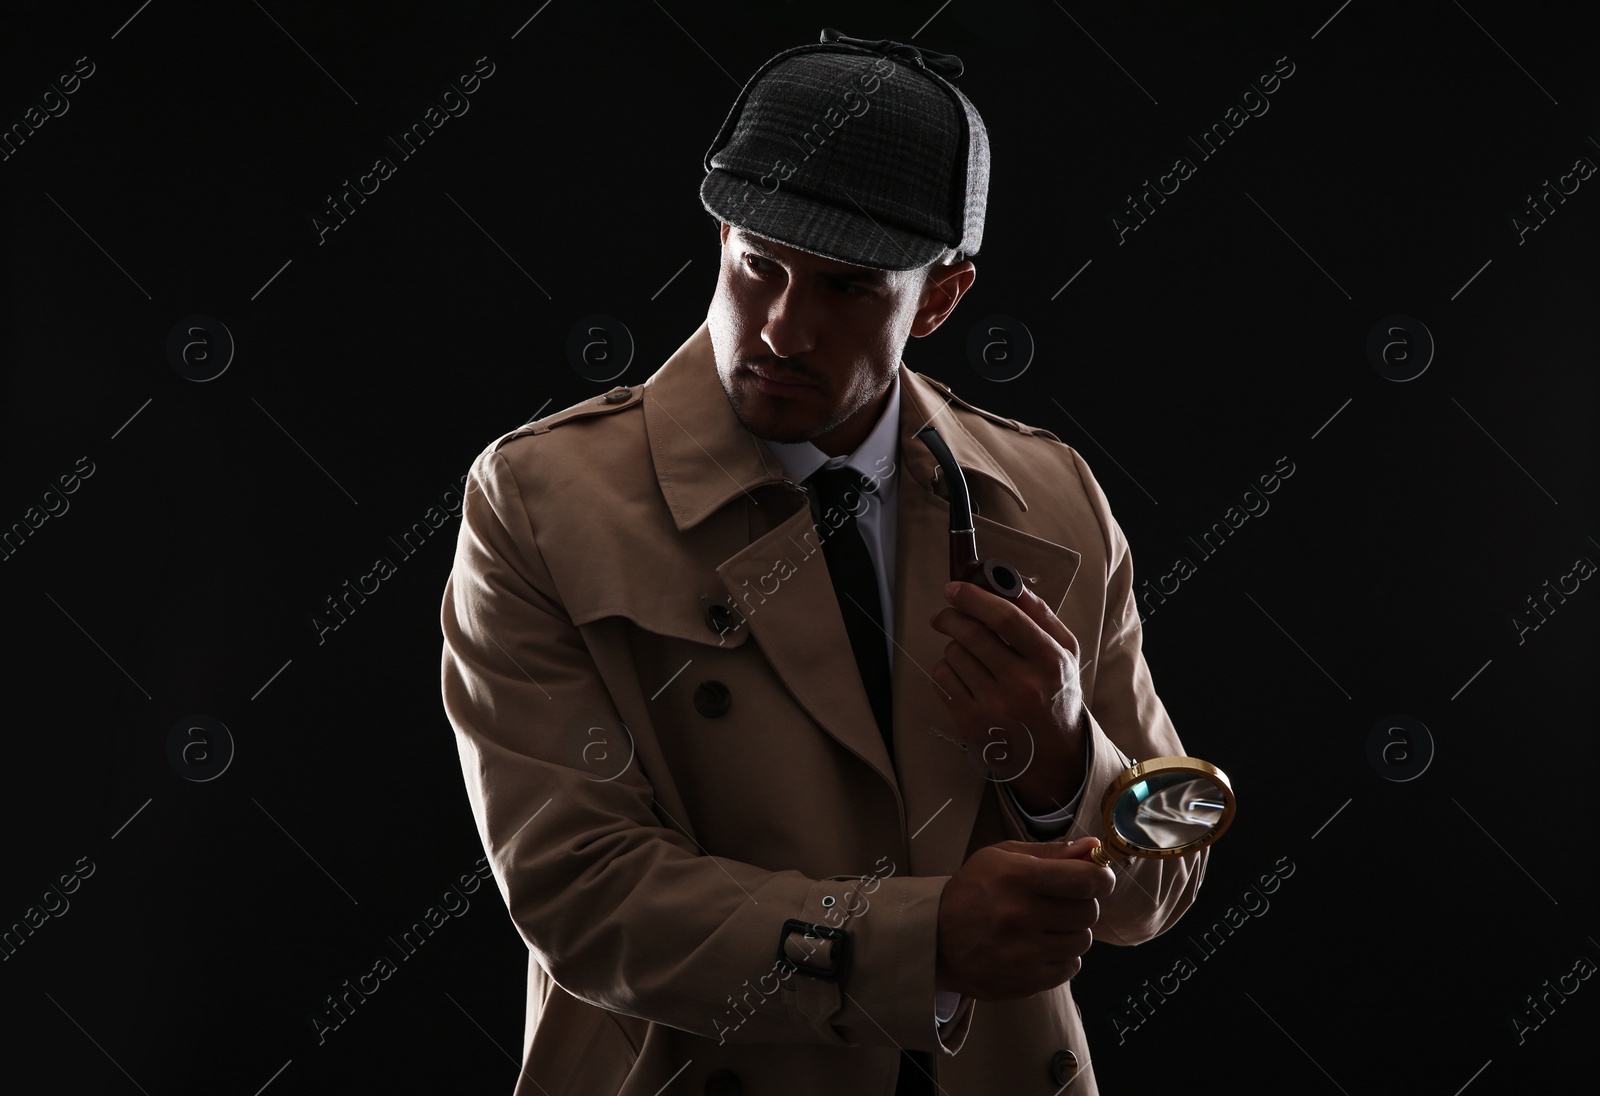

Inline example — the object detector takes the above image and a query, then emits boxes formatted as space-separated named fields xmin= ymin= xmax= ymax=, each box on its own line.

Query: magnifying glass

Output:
xmin=1089 ymin=756 xmax=1236 ymax=865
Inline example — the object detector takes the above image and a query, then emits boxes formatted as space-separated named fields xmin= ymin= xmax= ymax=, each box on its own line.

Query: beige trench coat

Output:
xmin=440 ymin=319 xmax=1206 ymax=1095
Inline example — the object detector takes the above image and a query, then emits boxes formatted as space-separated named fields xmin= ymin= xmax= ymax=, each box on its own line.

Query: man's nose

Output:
xmin=761 ymin=283 xmax=819 ymax=359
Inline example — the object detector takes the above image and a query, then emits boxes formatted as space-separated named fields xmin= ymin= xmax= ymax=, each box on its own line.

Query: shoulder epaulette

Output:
xmin=918 ymin=374 xmax=1062 ymax=443
xmin=491 ymin=385 xmax=643 ymax=451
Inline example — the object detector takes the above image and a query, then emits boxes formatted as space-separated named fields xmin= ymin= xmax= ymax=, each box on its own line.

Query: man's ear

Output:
xmin=910 ymin=260 xmax=976 ymax=338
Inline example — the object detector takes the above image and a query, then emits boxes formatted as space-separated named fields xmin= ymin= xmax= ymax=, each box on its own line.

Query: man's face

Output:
xmin=708 ymin=222 xmax=973 ymax=457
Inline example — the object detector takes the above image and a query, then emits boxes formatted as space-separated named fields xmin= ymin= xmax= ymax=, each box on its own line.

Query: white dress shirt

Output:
xmin=761 ymin=367 xmax=1094 ymax=1026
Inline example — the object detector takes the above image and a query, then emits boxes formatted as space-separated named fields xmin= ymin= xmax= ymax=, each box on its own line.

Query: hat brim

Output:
xmin=700 ymin=168 xmax=950 ymax=273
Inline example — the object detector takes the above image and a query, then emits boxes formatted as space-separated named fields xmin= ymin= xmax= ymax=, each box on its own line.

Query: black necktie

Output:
xmin=804 ymin=464 xmax=894 ymax=759
xmin=805 ymin=466 xmax=934 ymax=1096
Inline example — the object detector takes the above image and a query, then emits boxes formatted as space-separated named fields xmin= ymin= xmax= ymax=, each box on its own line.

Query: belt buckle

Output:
xmin=775 ymin=918 xmax=850 ymax=982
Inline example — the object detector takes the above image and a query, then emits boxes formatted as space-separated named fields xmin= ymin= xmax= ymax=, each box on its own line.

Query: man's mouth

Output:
xmin=747 ymin=364 xmax=817 ymax=392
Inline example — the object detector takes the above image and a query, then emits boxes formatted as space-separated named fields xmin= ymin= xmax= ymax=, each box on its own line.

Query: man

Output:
xmin=441 ymin=29 xmax=1206 ymax=1095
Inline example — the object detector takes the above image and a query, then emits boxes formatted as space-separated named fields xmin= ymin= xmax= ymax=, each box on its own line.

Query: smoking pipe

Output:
xmin=915 ymin=425 xmax=1024 ymax=602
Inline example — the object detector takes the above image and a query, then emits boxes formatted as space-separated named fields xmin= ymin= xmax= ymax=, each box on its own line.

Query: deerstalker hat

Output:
xmin=699 ymin=27 xmax=989 ymax=272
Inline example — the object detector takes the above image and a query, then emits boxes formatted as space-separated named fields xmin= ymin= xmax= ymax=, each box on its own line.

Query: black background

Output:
xmin=2 ymin=1 xmax=1595 ymax=1093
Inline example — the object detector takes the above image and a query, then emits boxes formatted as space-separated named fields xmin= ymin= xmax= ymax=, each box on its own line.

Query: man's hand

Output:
xmin=935 ymin=836 xmax=1114 ymax=1001
xmin=929 ymin=580 xmax=1086 ymax=813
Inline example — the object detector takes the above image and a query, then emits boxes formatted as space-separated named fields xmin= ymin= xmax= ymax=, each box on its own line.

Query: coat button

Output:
xmin=1049 ymin=1048 xmax=1079 ymax=1085
xmin=704 ymin=1068 xmax=742 ymax=1096
xmin=600 ymin=386 xmax=631 ymax=403
xmin=693 ymin=680 xmax=732 ymax=718
xmin=704 ymin=602 xmax=738 ymax=635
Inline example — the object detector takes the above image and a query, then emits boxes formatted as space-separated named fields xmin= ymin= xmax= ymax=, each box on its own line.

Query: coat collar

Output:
xmin=643 ymin=319 xmax=1028 ymax=530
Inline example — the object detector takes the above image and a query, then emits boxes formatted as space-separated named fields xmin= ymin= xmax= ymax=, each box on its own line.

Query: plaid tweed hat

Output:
xmin=699 ymin=27 xmax=989 ymax=272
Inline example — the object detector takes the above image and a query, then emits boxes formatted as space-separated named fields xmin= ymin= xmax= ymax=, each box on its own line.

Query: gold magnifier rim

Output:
xmin=1100 ymin=755 xmax=1236 ymax=859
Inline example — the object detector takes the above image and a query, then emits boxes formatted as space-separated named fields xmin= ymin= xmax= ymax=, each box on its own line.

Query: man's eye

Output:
xmin=744 ymin=256 xmax=866 ymax=295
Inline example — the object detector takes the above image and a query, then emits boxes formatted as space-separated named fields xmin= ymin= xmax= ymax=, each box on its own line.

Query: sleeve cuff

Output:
xmin=933 ymin=989 xmax=974 ymax=1053
xmin=1004 ymin=719 xmax=1095 ymax=835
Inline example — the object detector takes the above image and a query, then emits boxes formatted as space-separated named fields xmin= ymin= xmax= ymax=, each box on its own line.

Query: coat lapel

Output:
xmin=889 ymin=372 xmax=1083 ymax=875
xmin=715 ymin=509 xmax=899 ymax=787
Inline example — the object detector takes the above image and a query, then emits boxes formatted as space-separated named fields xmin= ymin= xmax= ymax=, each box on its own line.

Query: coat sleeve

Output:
xmin=441 ymin=445 xmax=954 ymax=1054
xmin=991 ymin=445 xmax=1209 ymax=946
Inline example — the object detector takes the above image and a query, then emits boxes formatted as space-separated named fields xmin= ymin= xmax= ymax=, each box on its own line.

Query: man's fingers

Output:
xmin=1038 ymin=902 xmax=1099 ymax=934
xmin=985 ymin=838 xmax=1113 ymax=896
xmin=992 ymin=835 xmax=1098 ymax=859
xmin=1019 ymin=585 xmax=1079 ymax=661
xmin=1005 ymin=842 xmax=1116 ymax=901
